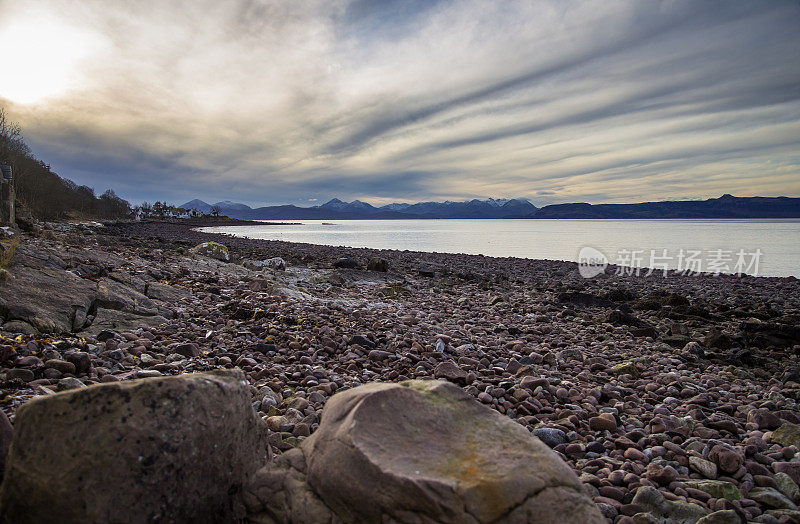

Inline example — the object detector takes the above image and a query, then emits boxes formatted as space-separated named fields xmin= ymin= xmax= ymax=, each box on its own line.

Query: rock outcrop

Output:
xmin=189 ymin=241 xmax=230 ymax=261
xmin=367 ymin=257 xmax=388 ymax=272
xmin=332 ymin=256 xmax=359 ymax=269
xmin=0 ymin=370 xmax=269 ymax=523
xmin=244 ymin=380 xmax=603 ymax=523
xmin=245 ymin=257 xmax=286 ymax=271
xmin=0 ymin=241 xmax=185 ymax=334
xmin=0 ymin=264 xmax=97 ymax=333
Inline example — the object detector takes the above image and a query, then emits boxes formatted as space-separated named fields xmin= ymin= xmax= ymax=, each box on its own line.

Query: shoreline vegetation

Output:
xmin=0 ymin=218 xmax=799 ymax=521
xmin=0 ymin=109 xmax=132 ymax=222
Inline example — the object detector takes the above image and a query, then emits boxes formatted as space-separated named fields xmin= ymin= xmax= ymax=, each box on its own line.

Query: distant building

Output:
xmin=0 ymin=164 xmax=14 ymax=226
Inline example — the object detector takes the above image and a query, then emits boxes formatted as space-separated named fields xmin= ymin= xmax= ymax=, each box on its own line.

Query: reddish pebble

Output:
xmin=624 ymin=448 xmax=646 ymax=462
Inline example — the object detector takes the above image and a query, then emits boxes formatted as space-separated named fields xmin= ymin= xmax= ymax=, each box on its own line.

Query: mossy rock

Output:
xmin=189 ymin=241 xmax=230 ymax=261
xmin=611 ymin=361 xmax=639 ymax=376
xmin=773 ymin=423 xmax=800 ymax=448
xmin=684 ymin=480 xmax=741 ymax=501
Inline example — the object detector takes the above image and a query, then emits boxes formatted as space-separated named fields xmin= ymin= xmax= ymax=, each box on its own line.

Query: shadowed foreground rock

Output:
xmin=244 ymin=380 xmax=604 ymax=523
xmin=0 ymin=411 xmax=11 ymax=483
xmin=0 ymin=370 xmax=269 ymax=523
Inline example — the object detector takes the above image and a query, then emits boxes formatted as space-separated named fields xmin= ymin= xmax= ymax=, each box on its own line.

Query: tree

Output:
xmin=0 ymin=106 xmax=134 ymax=220
xmin=0 ymin=107 xmax=29 ymax=160
xmin=96 ymin=189 xmax=133 ymax=219
xmin=210 ymin=205 xmax=221 ymax=217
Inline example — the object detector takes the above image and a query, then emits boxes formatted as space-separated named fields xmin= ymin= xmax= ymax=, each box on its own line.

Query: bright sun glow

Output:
xmin=0 ymin=15 xmax=100 ymax=105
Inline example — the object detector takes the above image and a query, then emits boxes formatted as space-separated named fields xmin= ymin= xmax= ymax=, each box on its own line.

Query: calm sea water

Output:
xmin=199 ymin=219 xmax=800 ymax=277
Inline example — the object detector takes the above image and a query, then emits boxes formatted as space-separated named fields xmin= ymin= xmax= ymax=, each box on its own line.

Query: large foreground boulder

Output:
xmin=0 ymin=411 xmax=11 ymax=483
xmin=244 ymin=380 xmax=603 ymax=523
xmin=0 ymin=370 xmax=269 ymax=523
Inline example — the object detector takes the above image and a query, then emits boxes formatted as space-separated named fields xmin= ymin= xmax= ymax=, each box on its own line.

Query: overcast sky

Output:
xmin=1 ymin=0 xmax=798 ymax=206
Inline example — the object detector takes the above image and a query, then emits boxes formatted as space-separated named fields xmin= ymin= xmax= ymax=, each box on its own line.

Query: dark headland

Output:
xmin=0 ymin=217 xmax=799 ymax=521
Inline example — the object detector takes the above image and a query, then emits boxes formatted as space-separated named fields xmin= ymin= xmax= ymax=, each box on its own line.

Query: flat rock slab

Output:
xmin=0 ymin=370 xmax=269 ymax=523
xmin=0 ymin=246 xmax=176 ymax=334
xmin=0 ymin=265 xmax=97 ymax=333
xmin=145 ymin=281 xmax=190 ymax=302
xmin=82 ymin=308 xmax=168 ymax=335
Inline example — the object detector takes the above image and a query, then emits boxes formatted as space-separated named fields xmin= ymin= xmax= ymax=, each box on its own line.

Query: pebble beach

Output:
xmin=2 ymin=218 xmax=800 ymax=523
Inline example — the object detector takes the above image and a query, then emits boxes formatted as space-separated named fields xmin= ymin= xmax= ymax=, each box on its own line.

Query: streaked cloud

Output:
xmin=0 ymin=0 xmax=798 ymax=205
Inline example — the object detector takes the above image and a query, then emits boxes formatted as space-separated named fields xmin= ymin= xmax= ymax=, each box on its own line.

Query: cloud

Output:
xmin=0 ymin=0 xmax=798 ymax=205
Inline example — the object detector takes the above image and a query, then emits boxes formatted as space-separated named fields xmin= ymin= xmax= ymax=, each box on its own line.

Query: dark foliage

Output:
xmin=0 ymin=107 xmax=132 ymax=220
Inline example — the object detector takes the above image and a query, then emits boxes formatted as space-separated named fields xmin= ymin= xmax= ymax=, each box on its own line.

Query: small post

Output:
xmin=0 ymin=164 xmax=14 ymax=226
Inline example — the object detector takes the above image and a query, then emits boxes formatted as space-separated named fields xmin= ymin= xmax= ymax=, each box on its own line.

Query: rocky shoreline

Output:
xmin=1 ymin=219 xmax=800 ymax=523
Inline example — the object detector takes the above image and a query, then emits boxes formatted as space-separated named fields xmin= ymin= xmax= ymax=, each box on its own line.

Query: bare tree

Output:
xmin=0 ymin=107 xmax=28 ymax=160
xmin=0 ymin=106 xmax=133 ymax=220
xmin=210 ymin=205 xmax=221 ymax=217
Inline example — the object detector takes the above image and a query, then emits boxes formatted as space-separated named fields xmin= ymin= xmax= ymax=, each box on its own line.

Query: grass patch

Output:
xmin=0 ymin=237 xmax=20 ymax=270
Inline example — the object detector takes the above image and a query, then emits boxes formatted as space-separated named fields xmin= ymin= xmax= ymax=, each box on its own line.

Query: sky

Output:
xmin=0 ymin=0 xmax=799 ymax=207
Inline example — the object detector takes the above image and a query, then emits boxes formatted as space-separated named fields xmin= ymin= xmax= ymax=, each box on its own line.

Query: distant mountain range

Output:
xmin=179 ymin=194 xmax=800 ymax=220
xmin=179 ymin=197 xmax=537 ymax=219
xmin=527 ymin=194 xmax=800 ymax=219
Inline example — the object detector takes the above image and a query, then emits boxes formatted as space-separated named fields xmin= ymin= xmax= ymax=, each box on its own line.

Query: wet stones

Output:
xmin=433 ymin=360 xmax=468 ymax=384
xmin=704 ymin=330 xmax=734 ymax=350
xmin=774 ymin=472 xmax=800 ymax=504
xmin=5 ymin=368 xmax=34 ymax=382
xmin=690 ymin=456 xmax=719 ymax=479
xmin=589 ymin=414 xmax=618 ymax=432
xmin=350 ymin=334 xmax=375 ymax=349
xmin=367 ymin=350 xmax=391 ymax=362
xmin=749 ymin=487 xmax=798 ymax=510
xmin=533 ymin=427 xmax=568 ymax=448
xmin=65 ymin=352 xmax=91 ymax=374
xmin=645 ymin=463 xmax=679 ymax=486
xmin=43 ymin=359 xmax=75 ymax=375
xmin=631 ymin=486 xmax=710 ymax=523
xmin=773 ymin=462 xmax=800 ymax=486
xmin=708 ymin=444 xmax=744 ymax=475
xmin=170 ymin=342 xmax=200 ymax=358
